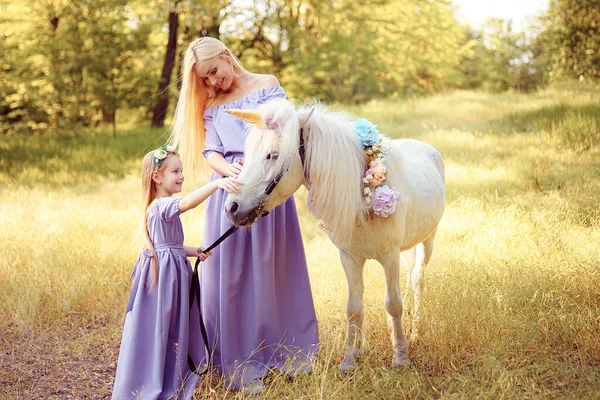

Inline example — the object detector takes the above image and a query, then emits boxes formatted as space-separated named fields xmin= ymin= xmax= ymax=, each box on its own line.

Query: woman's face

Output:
xmin=194 ymin=52 xmax=235 ymax=92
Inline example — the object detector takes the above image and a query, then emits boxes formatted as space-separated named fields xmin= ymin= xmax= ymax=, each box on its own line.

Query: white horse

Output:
xmin=223 ymin=98 xmax=445 ymax=372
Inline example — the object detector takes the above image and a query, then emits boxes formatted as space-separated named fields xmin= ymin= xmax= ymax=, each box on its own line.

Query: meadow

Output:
xmin=1 ymin=85 xmax=599 ymax=399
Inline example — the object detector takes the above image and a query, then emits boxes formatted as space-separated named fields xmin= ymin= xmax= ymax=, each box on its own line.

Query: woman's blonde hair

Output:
xmin=169 ymin=37 xmax=246 ymax=178
xmin=140 ymin=149 xmax=179 ymax=289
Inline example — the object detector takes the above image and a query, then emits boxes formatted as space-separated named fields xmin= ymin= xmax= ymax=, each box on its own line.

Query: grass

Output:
xmin=1 ymin=83 xmax=599 ymax=399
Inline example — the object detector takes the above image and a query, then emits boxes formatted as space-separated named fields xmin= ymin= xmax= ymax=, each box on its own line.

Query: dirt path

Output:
xmin=2 ymin=320 xmax=119 ymax=399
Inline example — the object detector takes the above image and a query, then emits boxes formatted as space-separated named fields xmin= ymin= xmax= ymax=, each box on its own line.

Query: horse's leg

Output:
xmin=401 ymin=247 xmax=416 ymax=314
xmin=338 ymin=249 xmax=366 ymax=373
xmin=378 ymin=249 xmax=411 ymax=368
xmin=410 ymin=228 xmax=437 ymax=342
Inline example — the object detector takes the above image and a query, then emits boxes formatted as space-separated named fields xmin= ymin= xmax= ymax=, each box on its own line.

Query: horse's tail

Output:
xmin=432 ymin=151 xmax=445 ymax=184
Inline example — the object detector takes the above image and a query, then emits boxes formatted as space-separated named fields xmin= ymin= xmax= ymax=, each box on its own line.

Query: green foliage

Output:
xmin=1 ymin=0 xmax=599 ymax=134
xmin=0 ymin=0 xmax=161 ymax=134
xmin=232 ymin=0 xmax=470 ymax=101
xmin=546 ymin=0 xmax=600 ymax=81
xmin=458 ymin=18 xmax=551 ymax=92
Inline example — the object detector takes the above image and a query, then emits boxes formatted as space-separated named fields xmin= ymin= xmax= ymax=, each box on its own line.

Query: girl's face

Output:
xmin=194 ymin=52 xmax=235 ymax=92
xmin=154 ymin=155 xmax=184 ymax=196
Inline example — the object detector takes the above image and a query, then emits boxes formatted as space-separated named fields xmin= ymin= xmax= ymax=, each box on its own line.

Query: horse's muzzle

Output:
xmin=225 ymin=200 xmax=261 ymax=226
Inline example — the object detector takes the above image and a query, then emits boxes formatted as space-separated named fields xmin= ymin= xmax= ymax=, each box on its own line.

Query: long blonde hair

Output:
xmin=169 ymin=37 xmax=247 ymax=178
xmin=140 ymin=149 xmax=179 ymax=289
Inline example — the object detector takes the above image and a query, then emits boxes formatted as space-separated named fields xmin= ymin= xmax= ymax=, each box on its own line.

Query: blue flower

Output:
xmin=354 ymin=118 xmax=379 ymax=148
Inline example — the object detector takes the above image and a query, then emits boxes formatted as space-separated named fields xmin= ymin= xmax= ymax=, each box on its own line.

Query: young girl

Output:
xmin=112 ymin=146 xmax=241 ymax=400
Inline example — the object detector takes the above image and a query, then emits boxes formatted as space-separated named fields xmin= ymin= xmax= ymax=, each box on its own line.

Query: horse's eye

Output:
xmin=266 ymin=152 xmax=279 ymax=160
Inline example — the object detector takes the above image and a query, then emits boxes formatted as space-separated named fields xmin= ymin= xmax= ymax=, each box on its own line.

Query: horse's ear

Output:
xmin=300 ymin=108 xmax=316 ymax=128
xmin=224 ymin=109 xmax=264 ymax=129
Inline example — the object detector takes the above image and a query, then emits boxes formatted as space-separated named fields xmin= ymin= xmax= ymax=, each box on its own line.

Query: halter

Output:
xmin=255 ymin=107 xmax=315 ymax=216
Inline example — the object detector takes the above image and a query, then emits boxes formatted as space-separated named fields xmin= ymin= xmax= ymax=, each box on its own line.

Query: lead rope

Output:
xmin=187 ymin=225 xmax=237 ymax=376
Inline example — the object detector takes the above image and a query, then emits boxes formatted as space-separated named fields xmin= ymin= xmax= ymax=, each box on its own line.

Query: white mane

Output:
xmin=255 ymin=99 xmax=369 ymax=244
xmin=298 ymin=103 xmax=369 ymax=242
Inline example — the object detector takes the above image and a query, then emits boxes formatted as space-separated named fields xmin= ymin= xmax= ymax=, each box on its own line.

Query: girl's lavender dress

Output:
xmin=112 ymin=197 xmax=206 ymax=400
xmin=201 ymin=86 xmax=319 ymax=389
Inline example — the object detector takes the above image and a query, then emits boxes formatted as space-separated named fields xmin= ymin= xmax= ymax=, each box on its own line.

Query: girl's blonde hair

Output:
xmin=169 ymin=37 xmax=247 ymax=178
xmin=140 ymin=149 xmax=179 ymax=289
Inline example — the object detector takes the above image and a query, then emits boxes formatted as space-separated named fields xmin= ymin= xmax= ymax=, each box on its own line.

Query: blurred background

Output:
xmin=1 ymin=0 xmax=598 ymax=135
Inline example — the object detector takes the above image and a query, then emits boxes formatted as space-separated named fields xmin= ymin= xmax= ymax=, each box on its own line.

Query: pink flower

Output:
xmin=365 ymin=159 xmax=387 ymax=186
xmin=265 ymin=114 xmax=278 ymax=130
xmin=372 ymin=185 xmax=400 ymax=218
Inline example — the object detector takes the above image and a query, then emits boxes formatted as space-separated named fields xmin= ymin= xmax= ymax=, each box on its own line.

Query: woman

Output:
xmin=170 ymin=37 xmax=318 ymax=394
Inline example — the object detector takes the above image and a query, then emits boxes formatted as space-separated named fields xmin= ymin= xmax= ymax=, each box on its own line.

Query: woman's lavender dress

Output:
xmin=112 ymin=197 xmax=206 ymax=400
xmin=201 ymin=86 xmax=319 ymax=389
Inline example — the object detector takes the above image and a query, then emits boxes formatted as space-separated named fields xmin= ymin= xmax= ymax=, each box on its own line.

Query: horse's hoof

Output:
xmin=392 ymin=354 xmax=412 ymax=369
xmin=338 ymin=358 xmax=358 ymax=374
xmin=242 ymin=379 xmax=265 ymax=395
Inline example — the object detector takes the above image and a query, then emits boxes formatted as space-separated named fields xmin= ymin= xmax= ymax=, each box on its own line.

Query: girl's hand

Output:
xmin=226 ymin=159 xmax=243 ymax=178
xmin=196 ymin=247 xmax=212 ymax=261
xmin=217 ymin=177 xmax=243 ymax=194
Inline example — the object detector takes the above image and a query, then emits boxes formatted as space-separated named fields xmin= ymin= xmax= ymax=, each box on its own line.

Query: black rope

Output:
xmin=186 ymin=224 xmax=238 ymax=376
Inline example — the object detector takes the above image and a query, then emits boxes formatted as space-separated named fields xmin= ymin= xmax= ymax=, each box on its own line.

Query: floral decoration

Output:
xmin=364 ymin=158 xmax=387 ymax=186
xmin=354 ymin=118 xmax=380 ymax=148
xmin=153 ymin=145 xmax=176 ymax=167
xmin=372 ymin=185 xmax=400 ymax=218
xmin=265 ymin=114 xmax=278 ymax=130
xmin=355 ymin=118 xmax=400 ymax=218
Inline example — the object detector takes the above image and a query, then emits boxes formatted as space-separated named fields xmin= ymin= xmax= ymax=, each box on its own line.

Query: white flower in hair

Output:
xmin=153 ymin=144 xmax=175 ymax=167
xmin=155 ymin=149 xmax=168 ymax=160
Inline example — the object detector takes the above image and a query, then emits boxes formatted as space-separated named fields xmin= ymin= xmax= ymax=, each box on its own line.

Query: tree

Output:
xmin=547 ymin=0 xmax=600 ymax=81
xmin=83 ymin=0 xmax=154 ymax=135
xmin=151 ymin=0 xmax=182 ymax=128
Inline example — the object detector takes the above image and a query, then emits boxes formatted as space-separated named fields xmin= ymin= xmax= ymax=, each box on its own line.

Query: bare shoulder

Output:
xmin=252 ymin=73 xmax=280 ymax=89
xmin=262 ymin=74 xmax=280 ymax=87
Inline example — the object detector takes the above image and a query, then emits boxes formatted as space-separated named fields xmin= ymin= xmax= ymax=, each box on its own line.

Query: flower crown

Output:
xmin=153 ymin=145 xmax=176 ymax=167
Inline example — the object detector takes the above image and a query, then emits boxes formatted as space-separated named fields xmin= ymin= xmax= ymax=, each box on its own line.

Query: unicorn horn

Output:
xmin=224 ymin=109 xmax=264 ymax=129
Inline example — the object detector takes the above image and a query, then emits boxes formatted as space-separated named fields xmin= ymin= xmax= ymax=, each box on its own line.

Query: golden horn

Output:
xmin=224 ymin=109 xmax=264 ymax=129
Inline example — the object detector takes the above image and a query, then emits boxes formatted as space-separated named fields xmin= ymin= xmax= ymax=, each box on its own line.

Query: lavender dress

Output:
xmin=112 ymin=197 xmax=206 ymax=400
xmin=200 ymin=86 xmax=319 ymax=389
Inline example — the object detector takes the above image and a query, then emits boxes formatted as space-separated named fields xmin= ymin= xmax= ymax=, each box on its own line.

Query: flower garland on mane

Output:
xmin=354 ymin=118 xmax=400 ymax=218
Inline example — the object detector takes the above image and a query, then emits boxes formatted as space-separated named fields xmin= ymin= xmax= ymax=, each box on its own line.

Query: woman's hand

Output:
xmin=196 ymin=247 xmax=212 ymax=261
xmin=226 ymin=159 xmax=243 ymax=178
xmin=216 ymin=177 xmax=243 ymax=194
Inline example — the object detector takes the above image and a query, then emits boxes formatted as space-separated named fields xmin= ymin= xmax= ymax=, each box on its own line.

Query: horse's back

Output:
xmin=391 ymin=138 xmax=444 ymax=183
xmin=390 ymin=138 xmax=446 ymax=248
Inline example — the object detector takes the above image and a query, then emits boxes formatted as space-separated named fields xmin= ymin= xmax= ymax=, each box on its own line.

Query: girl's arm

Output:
xmin=184 ymin=245 xmax=212 ymax=261
xmin=178 ymin=177 xmax=242 ymax=212
xmin=206 ymin=152 xmax=243 ymax=178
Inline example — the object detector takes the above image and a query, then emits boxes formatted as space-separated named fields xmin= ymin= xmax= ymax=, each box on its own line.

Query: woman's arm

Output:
xmin=206 ymin=152 xmax=243 ymax=178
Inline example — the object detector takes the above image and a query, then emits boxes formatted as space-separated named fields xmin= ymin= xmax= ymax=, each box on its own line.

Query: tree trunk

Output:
xmin=151 ymin=9 xmax=179 ymax=128
xmin=49 ymin=14 xmax=62 ymax=130
xmin=113 ymin=109 xmax=117 ymax=138
xmin=176 ymin=25 xmax=190 ymax=90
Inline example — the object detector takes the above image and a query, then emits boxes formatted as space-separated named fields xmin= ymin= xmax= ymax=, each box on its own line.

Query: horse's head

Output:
xmin=224 ymin=98 xmax=310 ymax=226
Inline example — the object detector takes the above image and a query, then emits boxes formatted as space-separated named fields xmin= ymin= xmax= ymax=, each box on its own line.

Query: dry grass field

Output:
xmin=1 ymin=85 xmax=599 ymax=399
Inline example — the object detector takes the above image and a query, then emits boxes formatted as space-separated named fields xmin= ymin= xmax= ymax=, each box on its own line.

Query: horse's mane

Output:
xmin=298 ymin=103 xmax=369 ymax=242
xmin=257 ymin=99 xmax=369 ymax=243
